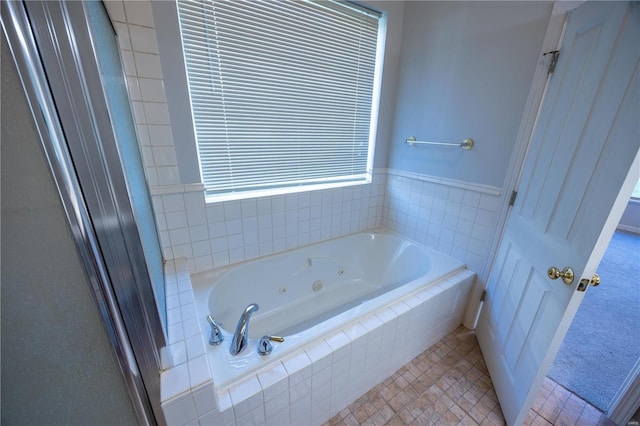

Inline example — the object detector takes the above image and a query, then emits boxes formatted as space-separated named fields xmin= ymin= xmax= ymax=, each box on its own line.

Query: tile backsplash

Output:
xmin=154 ymin=174 xmax=386 ymax=273
xmin=382 ymin=170 xmax=501 ymax=274
xmin=107 ymin=0 xmax=181 ymax=189
xmin=153 ymin=168 xmax=501 ymax=276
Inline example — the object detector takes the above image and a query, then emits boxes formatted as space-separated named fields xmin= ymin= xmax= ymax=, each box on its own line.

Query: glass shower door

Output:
xmin=9 ymin=0 xmax=169 ymax=422
xmin=86 ymin=1 xmax=167 ymax=336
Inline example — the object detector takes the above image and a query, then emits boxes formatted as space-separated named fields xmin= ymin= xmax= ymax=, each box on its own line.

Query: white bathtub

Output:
xmin=191 ymin=229 xmax=475 ymax=422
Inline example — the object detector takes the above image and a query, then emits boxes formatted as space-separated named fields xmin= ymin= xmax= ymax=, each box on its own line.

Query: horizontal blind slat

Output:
xmin=177 ymin=0 xmax=380 ymax=197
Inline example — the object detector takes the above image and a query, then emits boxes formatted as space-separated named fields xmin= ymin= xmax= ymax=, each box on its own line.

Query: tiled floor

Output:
xmin=324 ymin=327 xmax=615 ymax=426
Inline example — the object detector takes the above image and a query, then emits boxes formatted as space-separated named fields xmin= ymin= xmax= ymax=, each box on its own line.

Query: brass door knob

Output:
xmin=548 ymin=266 xmax=575 ymax=285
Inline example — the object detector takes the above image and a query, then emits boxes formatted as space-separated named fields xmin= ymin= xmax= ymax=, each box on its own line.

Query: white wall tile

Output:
xmin=167 ymin=322 xmax=184 ymax=344
xmin=191 ymin=240 xmax=211 ymax=258
xmin=471 ymin=223 xmax=492 ymax=242
xmin=126 ymin=76 xmax=141 ymax=101
xmin=133 ymin=52 xmax=163 ymax=79
xmin=189 ymin=225 xmax=209 ymax=243
xmin=113 ymin=22 xmax=132 ymax=50
xmin=224 ymin=201 xmax=242 ymax=220
xmin=182 ymin=317 xmax=200 ymax=339
xmin=131 ymin=101 xmax=146 ymax=124
xmin=169 ymin=229 xmax=190 ymax=246
xmin=147 ymin=124 xmax=174 ymax=146
xmin=162 ymin=194 xmax=185 ymax=212
xmin=143 ymin=102 xmax=170 ymax=125
xmin=194 ymin=255 xmax=213 ymax=272
xmin=290 ymin=394 xmax=311 ymax=425
xmin=343 ymin=322 xmax=368 ymax=347
xmin=160 ymin=363 xmax=190 ymax=401
xmin=227 ymin=234 xmax=243 ymax=250
xmin=229 ymin=377 xmax=262 ymax=418
xmin=156 ymin=166 xmax=180 ymax=185
xmin=187 ymin=209 xmax=207 ymax=227
xmin=311 ymin=365 xmax=332 ymax=391
xmin=235 ymin=406 xmax=265 ymax=426
xmin=185 ymin=334 xmax=206 ymax=360
xmin=162 ymin=392 xmax=197 ymax=426
xmin=139 ymin=78 xmax=166 ymax=102
xmin=104 ymin=1 xmax=126 ymax=22
xmin=167 ymin=339 xmax=187 ymax=367
xmin=212 ymin=250 xmax=230 ymax=268
xmin=206 ymin=204 xmax=225 ymax=223
xmin=166 ymin=211 xmax=187 ymax=229
xmin=290 ymin=378 xmax=311 ymax=404
xmin=257 ymin=364 xmax=289 ymax=402
xmin=123 ymin=1 xmax=154 ymax=27
xmin=265 ymin=408 xmax=289 ymax=426
xmin=184 ymin=191 xmax=204 ymax=209
xmin=305 ymin=340 xmax=332 ymax=373
xmin=228 ymin=247 xmax=244 ymax=264
xmin=128 ymin=25 xmax=159 ymax=54
xmin=311 ymin=384 xmax=331 ymax=425
xmin=282 ymin=351 xmax=312 ymax=386
xmin=180 ymin=302 xmax=196 ymax=321
xmin=200 ymin=408 xmax=233 ymax=426
xmin=187 ymin=355 xmax=211 ymax=388
xmin=263 ymin=389 xmax=289 ymax=420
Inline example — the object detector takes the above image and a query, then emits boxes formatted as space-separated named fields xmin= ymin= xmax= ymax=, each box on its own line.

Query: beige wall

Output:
xmin=618 ymin=201 xmax=640 ymax=233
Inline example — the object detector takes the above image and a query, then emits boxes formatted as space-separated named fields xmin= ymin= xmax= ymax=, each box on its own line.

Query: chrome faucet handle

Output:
xmin=257 ymin=335 xmax=284 ymax=356
xmin=206 ymin=315 xmax=224 ymax=346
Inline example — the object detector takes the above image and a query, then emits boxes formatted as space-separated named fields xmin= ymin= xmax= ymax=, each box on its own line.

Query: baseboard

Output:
xmin=617 ymin=224 xmax=640 ymax=234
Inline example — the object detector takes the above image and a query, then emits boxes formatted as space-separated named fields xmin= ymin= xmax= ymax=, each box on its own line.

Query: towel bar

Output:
xmin=405 ymin=136 xmax=474 ymax=150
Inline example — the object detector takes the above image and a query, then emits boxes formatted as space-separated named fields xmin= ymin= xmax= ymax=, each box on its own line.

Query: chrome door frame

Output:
xmin=2 ymin=1 xmax=165 ymax=424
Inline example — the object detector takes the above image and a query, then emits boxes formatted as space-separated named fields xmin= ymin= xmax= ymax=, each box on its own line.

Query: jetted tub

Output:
xmin=192 ymin=229 xmax=474 ymax=401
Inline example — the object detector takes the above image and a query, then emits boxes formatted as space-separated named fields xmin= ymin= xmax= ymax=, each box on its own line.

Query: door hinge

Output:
xmin=480 ymin=289 xmax=487 ymax=302
xmin=543 ymin=50 xmax=560 ymax=75
xmin=508 ymin=190 xmax=518 ymax=207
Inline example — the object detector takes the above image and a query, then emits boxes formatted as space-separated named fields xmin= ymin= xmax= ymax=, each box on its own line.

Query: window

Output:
xmin=632 ymin=179 xmax=640 ymax=199
xmin=177 ymin=0 xmax=385 ymax=201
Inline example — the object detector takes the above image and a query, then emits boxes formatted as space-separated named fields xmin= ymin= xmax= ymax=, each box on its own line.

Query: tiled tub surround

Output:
xmin=153 ymin=171 xmax=386 ymax=274
xmin=382 ymin=170 xmax=502 ymax=276
xmin=152 ymin=168 xmax=503 ymax=279
xmin=160 ymin=238 xmax=476 ymax=426
xmin=106 ymin=0 xmax=183 ymax=188
xmin=193 ymin=230 xmax=467 ymax=389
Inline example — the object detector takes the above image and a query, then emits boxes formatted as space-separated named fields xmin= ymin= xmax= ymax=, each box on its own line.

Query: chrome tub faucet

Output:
xmin=230 ymin=303 xmax=259 ymax=355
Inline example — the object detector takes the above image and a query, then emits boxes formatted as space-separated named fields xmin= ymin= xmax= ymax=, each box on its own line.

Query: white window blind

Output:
xmin=177 ymin=0 xmax=383 ymax=199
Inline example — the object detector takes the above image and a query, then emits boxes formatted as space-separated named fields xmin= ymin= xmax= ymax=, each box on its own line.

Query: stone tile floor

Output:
xmin=324 ymin=327 xmax=615 ymax=425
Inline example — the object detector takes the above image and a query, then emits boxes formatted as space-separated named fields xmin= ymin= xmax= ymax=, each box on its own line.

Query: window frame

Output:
xmin=631 ymin=178 xmax=640 ymax=200
xmin=176 ymin=0 xmax=387 ymax=203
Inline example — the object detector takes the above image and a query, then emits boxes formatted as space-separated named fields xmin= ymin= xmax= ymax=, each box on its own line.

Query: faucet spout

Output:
xmin=230 ymin=303 xmax=259 ymax=355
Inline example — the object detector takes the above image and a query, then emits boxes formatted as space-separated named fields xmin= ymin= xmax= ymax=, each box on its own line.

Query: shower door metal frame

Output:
xmin=2 ymin=1 xmax=165 ymax=424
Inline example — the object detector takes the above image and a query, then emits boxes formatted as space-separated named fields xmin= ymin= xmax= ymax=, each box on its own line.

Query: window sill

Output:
xmin=204 ymin=178 xmax=372 ymax=204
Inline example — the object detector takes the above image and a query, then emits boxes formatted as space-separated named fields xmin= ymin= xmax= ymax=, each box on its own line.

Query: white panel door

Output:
xmin=476 ymin=2 xmax=640 ymax=425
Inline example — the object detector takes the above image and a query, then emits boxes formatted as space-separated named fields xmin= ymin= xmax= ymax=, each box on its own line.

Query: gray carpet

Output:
xmin=548 ymin=230 xmax=640 ymax=412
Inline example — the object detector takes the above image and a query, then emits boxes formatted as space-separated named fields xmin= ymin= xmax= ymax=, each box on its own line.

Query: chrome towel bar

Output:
xmin=405 ymin=136 xmax=474 ymax=150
